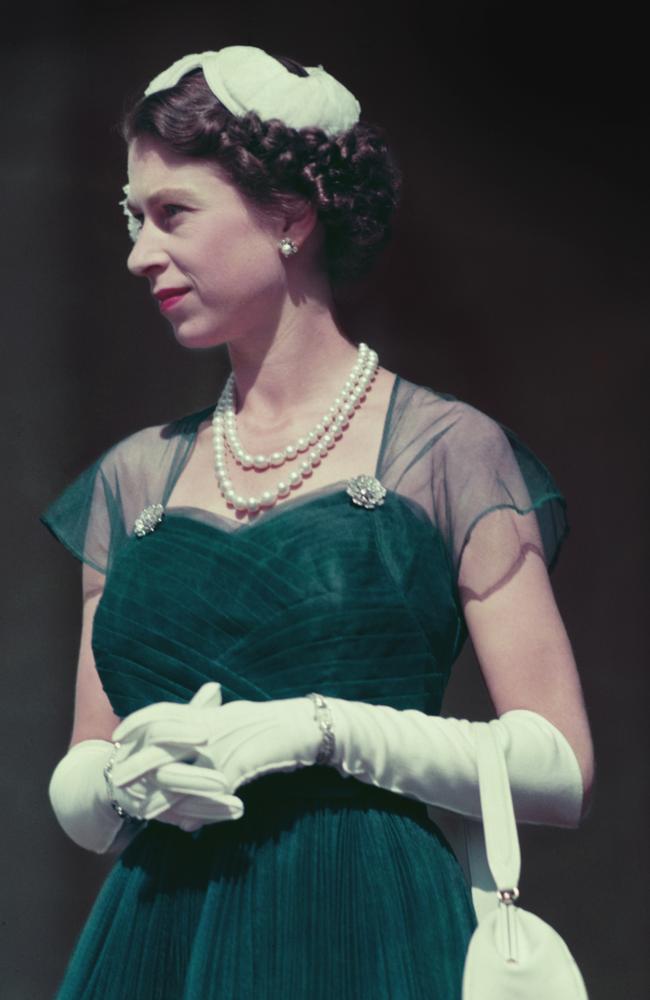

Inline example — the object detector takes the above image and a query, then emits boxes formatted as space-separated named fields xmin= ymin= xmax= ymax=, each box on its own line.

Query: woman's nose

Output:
xmin=126 ymin=224 xmax=168 ymax=277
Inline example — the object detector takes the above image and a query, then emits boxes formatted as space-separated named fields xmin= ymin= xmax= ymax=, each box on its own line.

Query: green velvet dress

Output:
xmin=41 ymin=375 xmax=569 ymax=1000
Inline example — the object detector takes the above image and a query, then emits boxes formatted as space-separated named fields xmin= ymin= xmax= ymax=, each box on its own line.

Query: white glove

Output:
xmin=322 ymin=700 xmax=585 ymax=828
xmin=49 ymin=739 xmax=137 ymax=854
xmin=116 ymin=685 xmax=584 ymax=830
xmin=49 ymin=686 xmax=245 ymax=854
xmin=114 ymin=683 xmax=321 ymax=804
xmin=109 ymin=684 xmax=243 ymax=825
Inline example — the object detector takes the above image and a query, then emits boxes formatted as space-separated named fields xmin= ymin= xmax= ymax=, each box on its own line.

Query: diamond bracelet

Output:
xmin=306 ymin=692 xmax=336 ymax=766
xmin=103 ymin=741 xmax=141 ymax=823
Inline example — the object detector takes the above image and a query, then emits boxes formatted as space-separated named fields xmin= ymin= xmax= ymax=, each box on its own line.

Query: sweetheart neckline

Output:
xmin=162 ymin=373 xmax=401 ymax=534
xmin=165 ymin=481 xmax=364 ymax=536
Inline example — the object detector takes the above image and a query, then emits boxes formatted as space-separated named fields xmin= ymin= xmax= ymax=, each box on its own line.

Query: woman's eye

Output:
xmin=121 ymin=204 xmax=186 ymax=243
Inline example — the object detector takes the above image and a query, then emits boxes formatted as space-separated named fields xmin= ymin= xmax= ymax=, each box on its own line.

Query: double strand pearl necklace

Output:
xmin=211 ymin=342 xmax=379 ymax=515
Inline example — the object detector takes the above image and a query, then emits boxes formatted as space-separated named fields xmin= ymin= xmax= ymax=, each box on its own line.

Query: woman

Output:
xmin=42 ymin=46 xmax=595 ymax=999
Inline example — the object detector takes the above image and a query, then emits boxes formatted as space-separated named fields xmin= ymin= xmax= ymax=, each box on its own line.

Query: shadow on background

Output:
xmin=2 ymin=2 xmax=647 ymax=996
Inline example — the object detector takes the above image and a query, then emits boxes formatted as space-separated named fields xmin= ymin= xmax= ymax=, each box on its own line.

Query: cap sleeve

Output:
xmin=40 ymin=446 xmax=125 ymax=574
xmin=431 ymin=399 xmax=570 ymax=590
xmin=39 ymin=412 xmax=203 ymax=575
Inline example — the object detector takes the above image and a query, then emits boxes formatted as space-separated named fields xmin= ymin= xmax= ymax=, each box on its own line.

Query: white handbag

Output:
xmin=460 ymin=723 xmax=589 ymax=999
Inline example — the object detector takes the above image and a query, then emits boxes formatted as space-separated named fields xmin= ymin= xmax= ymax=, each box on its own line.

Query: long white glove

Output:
xmin=323 ymin=699 xmax=585 ymax=828
xmin=109 ymin=685 xmax=584 ymax=830
xmin=138 ymin=686 xmax=584 ymax=831
xmin=48 ymin=686 xmax=244 ymax=854
xmin=111 ymin=683 xmax=321 ymax=807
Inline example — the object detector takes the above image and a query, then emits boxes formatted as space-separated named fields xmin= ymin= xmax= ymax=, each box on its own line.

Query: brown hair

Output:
xmin=119 ymin=56 xmax=403 ymax=288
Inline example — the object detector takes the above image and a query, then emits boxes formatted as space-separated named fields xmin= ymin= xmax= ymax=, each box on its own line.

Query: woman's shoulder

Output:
xmin=96 ymin=402 xmax=215 ymax=476
xmin=40 ymin=401 xmax=218 ymax=573
xmin=393 ymin=375 xmax=507 ymax=445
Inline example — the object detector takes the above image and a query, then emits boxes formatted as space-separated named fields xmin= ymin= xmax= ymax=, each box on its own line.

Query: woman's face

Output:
xmin=126 ymin=135 xmax=288 ymax=349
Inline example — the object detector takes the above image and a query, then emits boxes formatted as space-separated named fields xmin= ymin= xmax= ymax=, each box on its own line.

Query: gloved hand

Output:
xmin=321 ymin=699 xmax=585 ymax=828
xmin=109 ymin=682 xmax=244 ymax=827
xmin=112 ymin=683 xmax=322 ymax=803
xmin=48 ymin=738 xmax=220 ymax=854
xmin=48 ymin=684 xmax=245 ymax=854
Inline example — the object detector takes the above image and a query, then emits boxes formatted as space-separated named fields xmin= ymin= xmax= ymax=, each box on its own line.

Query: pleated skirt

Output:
xmin=54 ymin=768 xmax=477 ymax=1000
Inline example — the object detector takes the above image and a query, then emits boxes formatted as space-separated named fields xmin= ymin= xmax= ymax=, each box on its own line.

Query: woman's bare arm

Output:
xmin=459 ymin=511 xmax=596 ymax=819
xmin=68 ymin=563 xmax=122 ymax=747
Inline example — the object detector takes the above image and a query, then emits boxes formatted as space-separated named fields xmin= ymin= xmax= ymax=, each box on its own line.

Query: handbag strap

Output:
xmin=475 ymin=721 xmax=521 ymax=894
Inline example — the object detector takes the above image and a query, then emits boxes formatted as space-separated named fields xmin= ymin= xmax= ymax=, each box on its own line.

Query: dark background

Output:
xmin=2 ymin=2 xmax=647 ymax=996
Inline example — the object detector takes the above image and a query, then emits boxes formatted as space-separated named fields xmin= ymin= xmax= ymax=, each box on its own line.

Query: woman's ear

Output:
xmin=281 ymin=197 xmax=319 ymax=247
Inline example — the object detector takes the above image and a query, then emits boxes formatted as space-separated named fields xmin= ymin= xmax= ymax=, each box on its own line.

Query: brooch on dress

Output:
xmin=345 ymin=475 xmax=387 ymax=509
xmin=133 ymin=504 xmax=165 ymax=537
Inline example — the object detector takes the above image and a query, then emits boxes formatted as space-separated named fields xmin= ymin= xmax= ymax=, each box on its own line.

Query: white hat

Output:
xmin=144 ymin=45 xmax=361 ymax=137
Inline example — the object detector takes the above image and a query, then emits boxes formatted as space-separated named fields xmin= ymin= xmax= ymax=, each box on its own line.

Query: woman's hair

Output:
xmin=119 ymin=56 xmax=403 ymax=288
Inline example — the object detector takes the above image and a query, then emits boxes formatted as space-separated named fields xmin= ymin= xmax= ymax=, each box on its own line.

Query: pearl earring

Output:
xmin=278 ymin=237 xmax=299 ymax=258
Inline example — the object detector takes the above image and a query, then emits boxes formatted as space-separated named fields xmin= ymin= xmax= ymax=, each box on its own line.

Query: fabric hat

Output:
xmin=144 ymin=45 xmax=361 ymax=137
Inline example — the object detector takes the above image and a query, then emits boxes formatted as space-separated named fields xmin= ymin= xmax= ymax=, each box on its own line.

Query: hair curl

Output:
xmin=119 ymin=57 xmax=403 ymax=288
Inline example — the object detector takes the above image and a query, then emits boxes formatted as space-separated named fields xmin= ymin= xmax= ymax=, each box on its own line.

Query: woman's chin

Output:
xmin=171 ymin=325 xmax=228 ymax=351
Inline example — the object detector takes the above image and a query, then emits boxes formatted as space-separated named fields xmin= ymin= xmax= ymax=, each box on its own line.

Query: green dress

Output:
xmin=41 ymin=375 xmax=569 ymax=1000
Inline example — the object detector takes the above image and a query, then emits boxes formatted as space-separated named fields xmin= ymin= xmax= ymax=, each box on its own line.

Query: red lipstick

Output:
xmin=154 ymin=288 xmax=190 ymax=312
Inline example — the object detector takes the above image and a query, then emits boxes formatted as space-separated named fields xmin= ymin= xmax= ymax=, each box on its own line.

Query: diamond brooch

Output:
xmin=133 ymin=504 xmax=165 ymax=537
xmin=345 ymin=474 xmax=387 ymax=510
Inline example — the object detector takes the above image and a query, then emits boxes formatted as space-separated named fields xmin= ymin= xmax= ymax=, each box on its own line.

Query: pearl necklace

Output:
xmin=211 ymin=342 xmax=379 ymax=515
